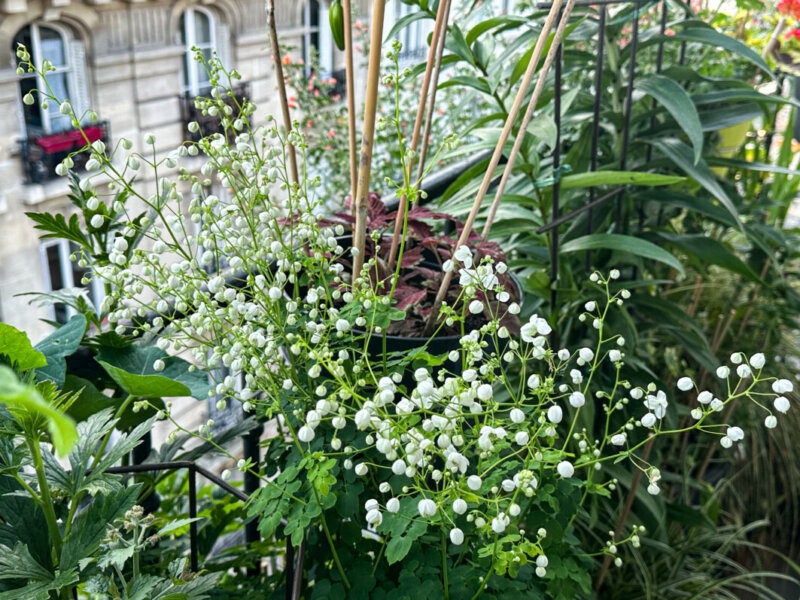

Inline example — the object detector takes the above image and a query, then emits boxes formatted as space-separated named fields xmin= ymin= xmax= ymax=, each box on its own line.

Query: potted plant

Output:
xmin=12 ymin=1 xmax=797 ymax=596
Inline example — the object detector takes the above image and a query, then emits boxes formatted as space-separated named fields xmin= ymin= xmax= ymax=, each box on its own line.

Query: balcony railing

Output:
xmin=180 ymin=83 xmax=251 ymax=142
xmin=19 ymin=121 xmax=110 ymax=185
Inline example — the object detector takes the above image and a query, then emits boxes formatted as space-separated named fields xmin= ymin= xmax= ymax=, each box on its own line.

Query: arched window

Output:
xmin=181 ymin=7 xmax=215 ymax=95
xmin=14 ymin=24 xmax=82 ymax=134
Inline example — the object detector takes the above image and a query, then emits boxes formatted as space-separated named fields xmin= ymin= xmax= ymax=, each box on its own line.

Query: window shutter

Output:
xmin=68 ymin=40 xmax=91 ymax=123
xmin=215 ymin=21 xmax=231 ymax=68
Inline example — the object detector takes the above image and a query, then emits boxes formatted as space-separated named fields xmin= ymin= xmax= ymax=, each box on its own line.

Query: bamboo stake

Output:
xmin=387 ymin=0 xmax=451 ymax=270
xmin=423 ymin=0 xmax=570 ymax=335
xmin=417 ymin=0 xmax=452 ymax=182
xmin=482 ymin=0 xmax=576 ymax=239
xmin=343 ymin=0 xmax=358 ymax=219
xmin=266 ymin=0 xmax=298 ymax=185
xmin=352 ymin=0 xmax=387 ymax=280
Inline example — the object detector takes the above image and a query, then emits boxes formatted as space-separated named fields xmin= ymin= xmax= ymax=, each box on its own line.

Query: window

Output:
xmin=40 ymin=239 xmax=104 ymax=324
xmin=14 ymin=23 xmax=87 ymax=134
xmin=303 ymin=1 xmax=334 ymax=77
xmin=387 ymin=1 xmax=434 ymax=64
xmin=181 ymin=7 xmax=216 ymax=95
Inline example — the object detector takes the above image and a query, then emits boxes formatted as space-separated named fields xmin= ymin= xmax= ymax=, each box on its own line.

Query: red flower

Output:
xmin=778 ymin=0 xmax=800 ymax=18
xmin=786 ymin=27 xmax=800 ymax=40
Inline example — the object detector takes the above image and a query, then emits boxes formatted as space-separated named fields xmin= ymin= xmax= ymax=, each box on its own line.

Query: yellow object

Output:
xmin=712 ymin=119 xmax=752 ymax=176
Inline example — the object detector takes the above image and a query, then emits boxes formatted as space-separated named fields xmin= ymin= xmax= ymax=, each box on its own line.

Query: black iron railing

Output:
xmin=19 ymin=120 xmax=110 ymax=184
xmin=180 ymin=83 xmax=251 ymax=142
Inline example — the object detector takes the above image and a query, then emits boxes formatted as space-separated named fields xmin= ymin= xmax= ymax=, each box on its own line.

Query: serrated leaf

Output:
xmin=60 ymin=485 xmax=141 ymax=572
xmin=157 ymin=517 xmax=202 ymax=537
xmin=25 ymin=211 xmax=91 ymax=250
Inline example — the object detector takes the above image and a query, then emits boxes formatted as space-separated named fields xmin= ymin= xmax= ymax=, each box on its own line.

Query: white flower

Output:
xmin=774 ymin=396 xmax=791 ymax=413
xmin=355 ymin=463 xmax=368 ymax=476
xmin=510 ymin=408 xmax=525 ymax=424
xmin=609 ymin=349 xmax=621 ymax=362
xmin=578 ymin=348 xmax=594 ymax=364
xmin=298 ymin=426 xmax=315 ymax=442
xmin=547 ymin=405 xmax=563 ymax=424
xmin=644 ymin=391 xmax=668 ymax=418
xmin=736 ymin=364 xmax=751 ymax=379
xmin=443 ymin=259 xmax=454 ymax=273
xmin=697 ymin=391 xmax=713 ymax=404
xmin=720 ymin=436 xmax=732 ymax=449
xmin=569 ymin=391 xmax=585 ymax=408
xmin=467 ymin=475 xmax=482 ymax=490
xmin=584 ymin=301 xmax=596 ymax=312
xmin=509 ymin=503 xmax=521 ymax=517
xmin=536 ymin=555 xmax=549 ymax=568
xmin=536 ymin=566 xmax=547 ymax=578
xmin=454 ymin=245 xmax=473 ymax=268
xmin=354 ymin=409 xmax=371 ymax=430
xmin=558 ymin=349 xmax=570 ymax=361
xmin=221 ymin=469 xmax=231 ymax=481
xmin=690 ymin=408 xmax=703 ymax=420
xmin=491 ymin=514 xmax=509 ymax=533
xmin=527 ymin=374 xmax=541 ymax=389
xmin=335 ymin=318 xmax=350 ymax=332
xmin=90 ymin=214 xmax=104 ymax=228
xmin=418 ymin=498 xmax=437 ymax=517
xmin=468 ymin=300 xmax=484 ymax=314
xmin=630 ymin=388 xmax=643 ymax=400
xmin=609 ymin=269 xmax=620 ymax=279
xmin=641 ymin=413 xmax=657 ymax=428
xmin=515 ymin=431 xmax=530 ymax=446
xmin=449 ymin=528 xmax=464 ymax=545
xmin=731 ymin=352 xmax=743 ymax=364
xmin=452 ymin=498 xmax=467 ymax=515
xmin=716 ymin=366 xmax=730 ymax=379
xmin=476 ymin=383 xmax=493 ymax=401
xmin=772 ymin=379 xmax=794 ymax=394
xmin=153 ymin=359 xmax=165 ymax=372
xmin=386 ymin=498 xmax=400 ymax=513
xmin=557 ymin=461 xmax=574 ymax=478
xmin=727 ymin=426 xmax=744 ymax=442
xmin=366 ymin=508 xmax=382 ymax=526
xmin=765 ymin=415 xmax=778 ymax=429
xmin=392 ymin=459 xmax=407 ymax=475
xmin=647 ymin=483 xmax=660 ymax=495
xmin=677 ymin=377 xmax=693 ymax=391
xmin=610 ymin=433 xmax=626 ymax=446
xmin=750 ymin=353 xmax=765 ymax=369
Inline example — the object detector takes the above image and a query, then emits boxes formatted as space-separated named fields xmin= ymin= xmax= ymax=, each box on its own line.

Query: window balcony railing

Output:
xmin=19 ymin=121 xmax=110 ymax=185
xmin=180 ymin=83 xmax=251 ymax=142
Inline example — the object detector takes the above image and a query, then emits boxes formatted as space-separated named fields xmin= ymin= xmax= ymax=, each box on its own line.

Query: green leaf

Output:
xmin=0 ymin=324 xmax=46 ymax=371
xmin=692 ymin=88 xmax=800 ymax=109
xmin=0 ymin=542 xmax=52 ymax=581
xmin=34 ymin=315 xmax=87 ymax=387
xmin=0 ymin=366 xmax=78 ymax=456
xmin=445 ymin=24 xmax=475 ymax=67
xmin=560 ymin=170 xmax=684 ymax=191
xmin=636 ymin=74 xmax=703 ymax=164
xmin=95 ymin=345 xmax=210 ymax=399
xmin=384 ymin=10 xmax=430 ymax=44
xmin=466 ymin=15 xmax=527 ymax=45
xmin=24 ymin=212 xmax=91 ymax=251
xmin=658 ymin=233 xmax=763 ymax=284
xmin=60 ymin=485 xmax=141 ymax=572
xmin=647 ymin=138 xmax=741 ymax=227
xmin=559 ymin=233 xmax=685 ymax=275
xmin=157 ymin=517 xmax=202 ymax=537
xmin=439 ymin=75 xmax=492 ymax=95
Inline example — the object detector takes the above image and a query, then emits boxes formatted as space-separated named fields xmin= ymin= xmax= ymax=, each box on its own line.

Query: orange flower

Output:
xmin=282 ymin=55 xmax=292 ymax=65
xmin=327 ymin=129 xmax=336 ymax=138
xmin=665 ymin=28 xmax=676 ymax=36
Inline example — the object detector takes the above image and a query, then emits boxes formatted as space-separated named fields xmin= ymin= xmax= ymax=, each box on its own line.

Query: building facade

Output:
xmin=0 ymin=0 xmax=386 ymax=342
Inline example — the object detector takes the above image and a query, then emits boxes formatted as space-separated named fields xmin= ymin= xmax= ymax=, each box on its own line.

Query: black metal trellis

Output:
xmin=98 ymin=460 xmax=300 ymax=599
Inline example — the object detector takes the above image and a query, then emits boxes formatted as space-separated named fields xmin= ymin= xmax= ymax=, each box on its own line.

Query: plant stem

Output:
xmin=312 ymin=488 xmax=351 ymax=589
xmin=28 ymin=436 xmax=63 ymax=559
xmin=352 ymin=0 xmax=387 ymax=280
xmin=441 ymin=529 xmax=450 ymax=599
xmin=471 ymin=536 xmax=498 ymax=600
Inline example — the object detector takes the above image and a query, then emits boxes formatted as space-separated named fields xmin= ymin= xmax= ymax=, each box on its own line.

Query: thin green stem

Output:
xmin=28 ymin=437 xmax=63 ymax=559
xmin=313 ymin=488 xmax=351 ymax=589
